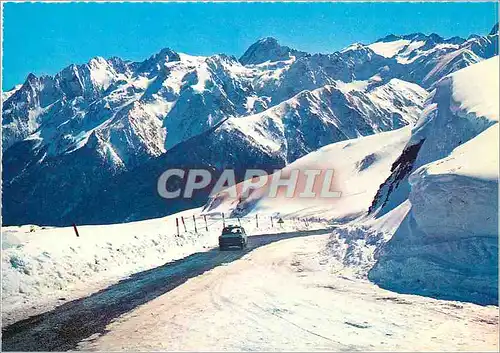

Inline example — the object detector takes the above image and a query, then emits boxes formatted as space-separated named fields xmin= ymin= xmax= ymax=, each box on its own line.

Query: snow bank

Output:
xmin=410 ymin=56 xmax=498 ymax=168
xmin=2 ymin=208 xmax=326 ymax=325
xmin=2 ymin=208 xmax=203 ymax=323
xmin=408 ymin=125 xmax=498 ymax=240
xmin=367 ymin=61 xmax=499 ymax=304
xmin=324 ymin=201 xmax=412 ymax=279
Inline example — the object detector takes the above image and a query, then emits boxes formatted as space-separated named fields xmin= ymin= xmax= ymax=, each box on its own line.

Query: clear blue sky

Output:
xmin=2 ymin=2 xmax=498 ymax=90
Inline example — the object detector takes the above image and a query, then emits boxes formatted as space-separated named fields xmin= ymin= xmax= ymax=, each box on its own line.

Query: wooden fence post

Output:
xmin=222 ymin=213 xmax=225 ymax=227
xmin=181 ymin=216 xmax=187 ymax=232
xmin=204 ymin=215 xmax=208 ymax=231
xmin=255 ymin=214 xmax=259 ymax=228
xmin=176 ymin=218 xmax=180 ymax=236
xmin=72 ymin=224 xmax=80 ymax=237
xmin=193 ymin=215 xmax=198 ymax=233
xmin=270 ymin=216 xmax=274 ymax=228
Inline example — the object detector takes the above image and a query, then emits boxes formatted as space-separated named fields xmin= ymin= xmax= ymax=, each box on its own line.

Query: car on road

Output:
xmin=219 ymin=225 xmax=248 ymax=250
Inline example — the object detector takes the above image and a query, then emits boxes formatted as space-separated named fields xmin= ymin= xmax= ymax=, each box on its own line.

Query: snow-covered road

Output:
xmin=1 ymin=228 xmax=333 ymax=351
xmin=5 ymin=228 xmax=497 ymax=351
xmin=77 ymin=234 xmax=498 ymax=352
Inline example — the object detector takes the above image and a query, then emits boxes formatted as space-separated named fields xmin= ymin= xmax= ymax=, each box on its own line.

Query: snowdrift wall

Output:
xmin=368 ymin=57 xmax=499 ymax=305
xmin=369 ymin=125 xmax=498 ymax=304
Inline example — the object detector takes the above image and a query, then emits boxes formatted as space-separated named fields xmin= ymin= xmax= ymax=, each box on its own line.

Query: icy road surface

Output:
xmin=3 ymin=230 xmax=498 ymax=351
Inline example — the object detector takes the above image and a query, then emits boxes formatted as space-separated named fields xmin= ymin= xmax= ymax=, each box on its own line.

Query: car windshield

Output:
xmin=223 ymin=227 xmax=242 ymax=234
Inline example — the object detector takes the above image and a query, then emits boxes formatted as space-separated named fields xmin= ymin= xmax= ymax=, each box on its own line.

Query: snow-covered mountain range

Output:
xmin=2 ymin=25 xmax=498 ymax=226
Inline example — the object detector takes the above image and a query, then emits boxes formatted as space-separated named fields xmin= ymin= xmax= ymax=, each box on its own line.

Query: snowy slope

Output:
xmin=218 ymin=79 xmax=426 ymax=162
xmin=353 ymin=28 xmax=498 ymax=88
xmin=451 ymin=55 xmax=499 ymax=120
xmin=1 ymin=84 xmax=22 ymax=102
xmin=204 ymin=126 xmax=411 ymax=221
xmin=415 ymin=124 xmax=498 ymax=180
xmin=353 ymin=57 xmax=500 ymax=305
xmin=368 ymin=38 xmax=413 ymax=58
xmin=371 ymin=56 xmax=499 ymax=216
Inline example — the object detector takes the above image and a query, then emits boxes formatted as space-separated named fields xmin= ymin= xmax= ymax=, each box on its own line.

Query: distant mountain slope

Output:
xmin=348 ymin=27 xmax=498 ymax=88
xmin=220 ymin=79 xmax=425 ymax=162
xmin=2 ymin=78 xmax=426 ymax=226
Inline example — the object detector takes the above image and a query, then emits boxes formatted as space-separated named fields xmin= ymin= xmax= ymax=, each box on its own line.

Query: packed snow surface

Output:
xmin=77 ymin=234 xmax=499 ymax=351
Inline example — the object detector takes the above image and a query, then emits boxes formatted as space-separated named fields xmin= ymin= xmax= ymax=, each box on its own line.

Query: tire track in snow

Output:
xmin=250 ymin=302 xmax=345 ymax=346
xmin=2 ymin=227 xmax=334 ymax=351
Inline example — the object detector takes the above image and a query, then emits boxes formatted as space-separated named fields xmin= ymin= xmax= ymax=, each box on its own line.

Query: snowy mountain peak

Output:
xmin=239 ymin=37 xmax=307 ymax=65
xmin=426 ymin=32 xmax=444 ymax=43
xmin=375 ymin=32 xmax=463 ymax=45
xmin=367 ymin=32 xmax=468 ymax=60
xmin=340 ymin=43 xmax=365 ymax=53
xmin=376 ymin=34 xmax=401 ymax=42
xmin=490 ymin=23 xmax=499 ymax=36
xmin=156 ymin=47 xmax=181 ymax=61
xmin=88 ymin=56 xmax=107 ymax=65
xmin=258 ymin=37 xmax=279 ymax=45
xmin=25 ymin=72 xmax=38 ymax=82
xmin=136 ymin=47 xmax=181 ymax=75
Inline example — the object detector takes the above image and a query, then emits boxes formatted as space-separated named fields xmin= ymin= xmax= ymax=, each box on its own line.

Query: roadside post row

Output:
xmin=71 ymin=214 xmax=329 ymax=238
xmin=172 ymin=213 xmax=329 ymax=236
